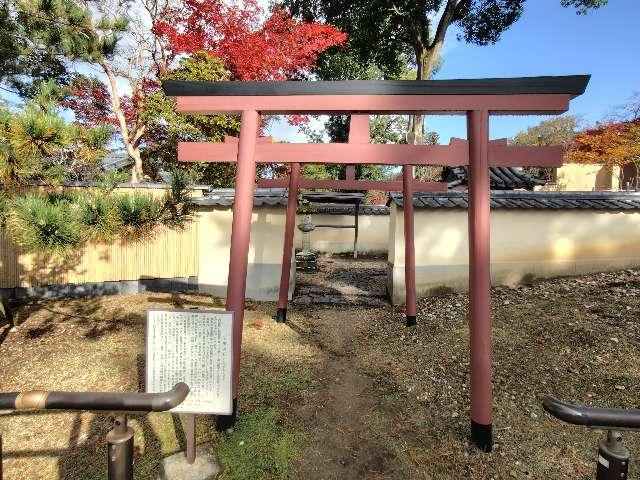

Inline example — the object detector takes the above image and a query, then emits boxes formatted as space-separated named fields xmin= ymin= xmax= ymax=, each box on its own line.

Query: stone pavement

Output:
xmin=292 ymin=255 xmax=389 ymax=307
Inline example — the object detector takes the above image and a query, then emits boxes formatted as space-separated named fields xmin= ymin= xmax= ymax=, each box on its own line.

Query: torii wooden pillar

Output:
xmin=165 ymin=75 xmax=589 ymax=451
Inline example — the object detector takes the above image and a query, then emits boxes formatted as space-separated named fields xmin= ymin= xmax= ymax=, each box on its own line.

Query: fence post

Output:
xmin=402 ymin=165 xmax=417 ymax=327
xmin=276 ymin=162 xmax=300 ymax=323
xmin=106 ymin=415 xmax=134 ymax=480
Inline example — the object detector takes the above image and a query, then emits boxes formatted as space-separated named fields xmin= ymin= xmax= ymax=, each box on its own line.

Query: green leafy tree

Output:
xmin=0 ymin=0 xmax=70 ymax=97
xmin=511 ymin=115 xmax=579 ymax=179
xmin=140 ymin=51 xmax=244 ymax=186
xmin=298 ymin=51 xmax=414 ymax=182
xmin=16 ymin=0 xmax=347 ymax=183
xmin=285 ymin=0 xmax=608 ymax=147
xmin=0 ymin=80 xmax=111 ymax=186
xmin=14 ymin=0 xmax=156 ymax=182
xmin=0 ymin=81 xmax=196 ymax=255
xmin=511 ymin=115 xmax=579 ymax=148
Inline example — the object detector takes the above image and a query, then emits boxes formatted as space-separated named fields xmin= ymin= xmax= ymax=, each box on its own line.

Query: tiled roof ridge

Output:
xmin=390 ymin=190 xmax=640 ymax=210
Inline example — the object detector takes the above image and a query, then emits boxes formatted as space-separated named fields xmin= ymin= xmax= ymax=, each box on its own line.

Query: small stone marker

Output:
xmin=146 ymin=309 xmax=233 ymax=414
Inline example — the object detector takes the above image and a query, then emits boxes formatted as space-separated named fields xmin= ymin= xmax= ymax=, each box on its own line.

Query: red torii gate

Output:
xmin=215 ymin=116 xmax=453 ymax=327
xmin=163 ymin=75 xmax=589 ymax=452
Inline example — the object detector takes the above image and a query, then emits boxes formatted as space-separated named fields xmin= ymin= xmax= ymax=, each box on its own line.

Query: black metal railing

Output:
xmin=0 ymin=383 xmax=189 ymax=412
xmin=0 ymin=383 xmax=189 ymax=480
xmin=543 ymin=395 xmax=638 ymax=480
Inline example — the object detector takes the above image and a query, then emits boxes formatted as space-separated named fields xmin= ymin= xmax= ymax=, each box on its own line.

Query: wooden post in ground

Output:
xmin=467 ymin=109 xmax=493 ymax=452
xmin=276 ymin=162 xmax=300 ymax=323
xmin=217 ymin=110 xmax=259 ymax=430
xmin=348 ymin=115 xmax=368 ymax=260
xmin=402 ymin=165 xmax=417 ymax=327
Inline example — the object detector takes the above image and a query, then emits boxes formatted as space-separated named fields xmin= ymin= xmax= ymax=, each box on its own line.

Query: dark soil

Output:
xmin=2 ymin=255 xmax=640 ymax=479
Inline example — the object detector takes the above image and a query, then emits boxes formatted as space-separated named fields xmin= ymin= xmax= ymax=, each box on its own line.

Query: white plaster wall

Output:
xmin=197 ymin=206 xmax=295 ymax=301
xmin=388 ymin=203 xmax=640 ymax=304
xmin=197 ymin=206 xmax=390 ymax=299
xmin=293 ymin=213 xmax=389 ymax=254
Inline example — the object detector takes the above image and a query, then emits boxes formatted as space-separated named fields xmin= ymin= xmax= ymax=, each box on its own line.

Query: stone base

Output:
xmin=296 ymin=251 xmax=318 ymax=272
xmin=157 ymin=445 xmax=222 ymax=480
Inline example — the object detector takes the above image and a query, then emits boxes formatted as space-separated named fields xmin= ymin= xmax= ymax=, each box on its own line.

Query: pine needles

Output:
xmin=76 ymin=193 xmax=118 ymax=242
xmin=114 ymin=192 xmax=163 ymax=241
xmin=4 ymin=172 xmax=195 ymax=255
xmin=6 ymin=194 xmax=82 ymax=254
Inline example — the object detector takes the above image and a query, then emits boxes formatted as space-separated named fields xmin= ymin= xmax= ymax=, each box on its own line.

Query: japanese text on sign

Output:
xmin=146 ymin=309 xmax=233 ymax=414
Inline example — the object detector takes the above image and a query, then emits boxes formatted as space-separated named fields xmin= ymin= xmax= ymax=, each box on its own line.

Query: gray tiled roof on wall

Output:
xmin=193 ymin=188 xmax=289 ymax=207
xmin=311 ymin=204 xmax=390 ymax=215
xmin=194 ymin=189 xmax=390 ymax=213
xmin=390 ymin=191 xmax=640 ymax=210
xmin=444 ymin=166 xmax=546 ymax=190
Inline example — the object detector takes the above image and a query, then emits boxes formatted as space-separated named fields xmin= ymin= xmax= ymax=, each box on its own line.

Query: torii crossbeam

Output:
xmin=163 ymin=75 xmax=590 ymax=452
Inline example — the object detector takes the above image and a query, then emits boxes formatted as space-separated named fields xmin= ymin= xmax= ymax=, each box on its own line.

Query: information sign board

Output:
xmin=146 ymin=309 xmax=233 ymax=414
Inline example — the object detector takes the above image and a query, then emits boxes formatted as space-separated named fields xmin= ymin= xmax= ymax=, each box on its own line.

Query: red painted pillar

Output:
xmin=348 ymin=115 xmax=367 ymax=259
xmin=348 ymin=114 xmax=369 ymax=143
xmin=218 ymin=110 xmax=259 ymax=430
xmin=467 ymin=109 xmax=493 ymax=452
xmin=276 ymin=162 xmax=300 ymax=323
xmin=402 ymin=165 xmax=417 ymax=327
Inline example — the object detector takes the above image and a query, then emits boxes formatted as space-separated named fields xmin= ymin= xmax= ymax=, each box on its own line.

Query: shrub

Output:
xmin=45 ymin=189 xmax=78 ymax=205
xmin=99 ymin=169 xmax=130 ymax=189
xmin=6 ymin=195 xmax=82 ymax=254
xmin=77 ymin=194 xmax=118 ymax=242
xmin=163 ymin=170 xmax=196 ymax=229
xmin=114 ymin=192 xmax=164 ymax=241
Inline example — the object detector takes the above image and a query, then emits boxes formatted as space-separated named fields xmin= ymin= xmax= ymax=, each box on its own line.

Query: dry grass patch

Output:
xmin=0 ymin=294 xmax=317 ymax=480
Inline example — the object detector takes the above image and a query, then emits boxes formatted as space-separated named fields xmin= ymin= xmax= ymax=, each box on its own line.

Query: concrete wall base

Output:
xmin=0 ymin=266 xmax=292 ymax=302
xmin=388 ymin=258 xmax=640 ymax=304
xmin=0 ymin=276 xmax=199 ymax=300
xmin=198 ymin=262 xmax=295 ymax=301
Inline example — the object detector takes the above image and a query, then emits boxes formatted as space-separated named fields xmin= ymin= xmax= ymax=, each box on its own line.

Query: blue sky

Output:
xmin=269 ymin=0 xmax=640 ymax=143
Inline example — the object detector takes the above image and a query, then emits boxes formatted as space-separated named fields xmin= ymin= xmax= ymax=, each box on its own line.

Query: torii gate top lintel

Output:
xmin=162 ymin=75 xmax=590 ymax=115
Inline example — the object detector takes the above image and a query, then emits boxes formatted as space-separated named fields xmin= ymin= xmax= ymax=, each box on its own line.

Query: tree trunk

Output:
xmin=410 ymin=47 xmax=441 ymax=181
xmin=407 ymin=49 xmax=429 ymax=145
xmin=99 ymin=60 xmax=144 ymax=183
xmin=127 ymin=144 xmax=144 ymax=183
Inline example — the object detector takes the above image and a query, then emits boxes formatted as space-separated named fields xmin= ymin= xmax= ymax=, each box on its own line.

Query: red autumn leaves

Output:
xmin=153 ymin=0 xmax=347 ymax=81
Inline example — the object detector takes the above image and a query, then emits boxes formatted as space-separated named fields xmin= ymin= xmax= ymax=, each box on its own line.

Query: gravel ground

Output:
xmin=291 ymin=256 xmax=640 ymax=479
xmin=1 ymin=257 xmax=639 ymax=479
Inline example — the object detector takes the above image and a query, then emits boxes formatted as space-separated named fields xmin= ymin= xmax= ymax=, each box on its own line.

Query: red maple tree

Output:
xmin=62 ymin=75 xmax=160 ymax=130
xmin=568 ymin=119 xmax=640 ymax=188
xmin=61 ymin=75 xmax=114 ymax=127
xmin=153 ymin=0 xmax=347 ymax=81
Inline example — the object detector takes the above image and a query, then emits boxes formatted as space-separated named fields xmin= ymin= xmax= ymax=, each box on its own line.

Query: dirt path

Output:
xmin=288 ymin=256 xmax=403 ymax=479
xmin=286 ymin=257 xmax=640 ymax=479
xmin=290 ymin=307 xmax=400 ymax=480
xmin=293 ymin=256 xmax=388 ymax=307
